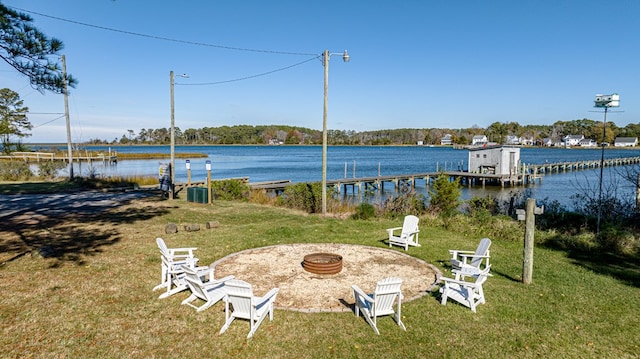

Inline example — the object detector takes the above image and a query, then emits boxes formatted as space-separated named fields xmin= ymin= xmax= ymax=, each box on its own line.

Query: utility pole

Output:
xmin=61 ymin=55 xmax=74 ymax=180
xmin=170 ymin=70 xmax=175 ymax=200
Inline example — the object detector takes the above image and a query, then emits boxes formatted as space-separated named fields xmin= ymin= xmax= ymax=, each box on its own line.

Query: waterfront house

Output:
xmin=614 ymin=137 xmax=638 ymax=147
xmin=563 ymin=135 xmax=584 ymax=147
xmin=440 ymin=134 xmax=453 ymax=146
xmin=520 ymin=137 xmax=534 ymax=146
xmin=578 ymin=139 xmax=598 ymax=147
xmin=541 ymin=138 xmax=554 ymax=147
xmin=468 ymin=145 xmax=520 ymax=176
xmin=472 ymin=135 xmax=488 ymax=146
xmin=505 ymin=135 xmax=520 ymax=145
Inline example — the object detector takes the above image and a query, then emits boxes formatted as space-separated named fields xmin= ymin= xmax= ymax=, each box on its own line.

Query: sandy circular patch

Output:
xmin=211 ymin=243 xmax=441 ymax=312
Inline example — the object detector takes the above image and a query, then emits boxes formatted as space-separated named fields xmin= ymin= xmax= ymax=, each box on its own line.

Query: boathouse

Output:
xmin=468 ymin=145 xmax=520 ymax=176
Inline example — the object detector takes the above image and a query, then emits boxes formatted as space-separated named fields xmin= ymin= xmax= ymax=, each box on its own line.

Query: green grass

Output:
xmin=0 ymin=192 xmax=639 ymax=358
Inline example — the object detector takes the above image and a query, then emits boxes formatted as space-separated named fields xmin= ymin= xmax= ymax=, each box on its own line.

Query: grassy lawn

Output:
xmin=0 ymin=192 xmax=639 ymax=358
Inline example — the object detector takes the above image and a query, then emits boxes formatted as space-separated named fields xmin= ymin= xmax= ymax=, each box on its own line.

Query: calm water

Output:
xmin=62 ymin=145 xmax=640 ymax=208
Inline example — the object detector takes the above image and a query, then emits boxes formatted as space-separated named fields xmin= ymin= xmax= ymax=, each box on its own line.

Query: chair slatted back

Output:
xmin=156 ymin=237 xmax=170 ymax=257
xmin=401 ymin=215 xmax=419 ymax=239
xmin=374 ymin=277 xmax=403 ymax=314
xmin=470 ymin=238 xmax=491 ymax=268
xmin=224 ymin=280 xmax=254 ymax=319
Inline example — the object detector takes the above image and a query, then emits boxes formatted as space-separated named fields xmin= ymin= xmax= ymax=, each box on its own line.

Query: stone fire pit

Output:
xmin=211 ymin=243 xmax=440 ymax=312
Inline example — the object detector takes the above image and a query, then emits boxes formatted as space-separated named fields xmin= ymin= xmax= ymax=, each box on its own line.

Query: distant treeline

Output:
xmin=86 ymin=119 xmax=640 ymax=146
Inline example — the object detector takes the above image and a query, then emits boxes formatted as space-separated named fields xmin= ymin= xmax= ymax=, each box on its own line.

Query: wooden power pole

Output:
xmin=61 ymin=55 xmax=74 ymax=180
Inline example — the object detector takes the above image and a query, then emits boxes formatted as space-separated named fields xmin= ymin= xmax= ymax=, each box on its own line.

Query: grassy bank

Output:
xmin=0 ymin=193 xmax=638 ymax=358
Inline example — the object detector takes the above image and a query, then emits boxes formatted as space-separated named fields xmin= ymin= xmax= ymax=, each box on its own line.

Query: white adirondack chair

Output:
xmin=440 ymin=265 xmax=491 ymax=313
xmin=449 ymin=237 xmax=491 ymax=279
xmin=351 ymin=277 xmax=407 ymax=335
xmin=153 ymin=237 xmax=210 ymax=299
xmin=387 ymin=215 xmax=420 ymax=250
xmin=181 ymin=266 xmax=235 ymax=312
xmin=219 ymin=279 xmax=279 ymax=339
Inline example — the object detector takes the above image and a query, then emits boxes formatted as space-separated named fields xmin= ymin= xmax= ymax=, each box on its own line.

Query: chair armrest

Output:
xmin=194 ymin=266 xmax=213 ymax=278
xmin=441 ymin=276 xmax=480 ymax=288
xmin=452 ymin=266 xmax=493 ymax=278
xmin=253 ymin=288 xmax=280 ymax=305
xmin=203 ymin=275 xmax=235 ymax=288
xmin=167 ymin=257 xmax=199 ymax=265
xmin=458 ymin=253 xmax=490 ymax=260
xmin=208 ymin=275 xmax=235 ymax=286
xmin=351 ymin=285 xmax=375 ymax=303
xmin=449 ymin=249 xmax=475 ymax=256
xmin=168 ymin=247 xmax=198 ymax=256
xmin=386 ymin=227 xmax=402 ymax=234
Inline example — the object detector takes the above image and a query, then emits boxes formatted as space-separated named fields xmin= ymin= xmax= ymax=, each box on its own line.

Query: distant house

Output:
xmin=563 ymin=135 xmax=584 ymax=147
xmin=541 ymin=138 xmax=555 ymax=147
xmin=614 ymin=137 xmax=638 ymax=147
xmin=578 ymin=139 xmax=597 ymax=147
xmin=520 ymin=137 xmax=534 ymax=146
xmin=468 ymin=145 xmax=520 ymax=176
xmin=440 ymin=134 xmax=453 ymax=146
xmin=472 ymin=135 xmax=488 ymax=146
xmin=505 ymin=135 xmax=520 ymax=145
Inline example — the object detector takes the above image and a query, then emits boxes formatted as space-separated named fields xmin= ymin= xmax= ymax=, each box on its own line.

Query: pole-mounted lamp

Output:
xmin=322 ymin=49 xmax=349 ymax=215
xmin=593 ymin=93 xmax=620 ymax=234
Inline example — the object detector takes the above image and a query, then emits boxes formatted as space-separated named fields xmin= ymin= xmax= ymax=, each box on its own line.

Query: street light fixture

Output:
xmin=170 ymin=70 xmax=189 ymax=200
xmin=593 ymin=93 xmax=620 ymax=234
xmin=322 ymin=49 xmax=349 ymax=215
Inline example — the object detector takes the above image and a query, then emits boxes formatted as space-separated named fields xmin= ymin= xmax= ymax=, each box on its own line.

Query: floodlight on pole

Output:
xmin=593 ymin=93 xmax=620 ymax=234
xmin=169 ymin=71 xmax=189 ymax=200
xmin=322 ymin=50 xmax=349 ymax=215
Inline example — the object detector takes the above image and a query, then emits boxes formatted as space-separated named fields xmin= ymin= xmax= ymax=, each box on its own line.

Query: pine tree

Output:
xmin=0 ymin=3 xmax=77 ymax=93
xmin=0 ymin=88 xmax=30 ymax=153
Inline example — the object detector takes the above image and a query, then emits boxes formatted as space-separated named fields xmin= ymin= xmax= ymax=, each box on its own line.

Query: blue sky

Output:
xmin=1 ymin=0 xmax=638 ymax=143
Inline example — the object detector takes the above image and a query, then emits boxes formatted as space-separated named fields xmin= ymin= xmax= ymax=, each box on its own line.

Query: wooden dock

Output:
xmin=524 ymin=156 xmax=640 ymax=176
xmin=248 ymin=156 xmax=640 ymax=196
xmin=0 ymin=151 xmax=117 ymax=164
xmin=327 ymin=171 xmax=528 ymax=195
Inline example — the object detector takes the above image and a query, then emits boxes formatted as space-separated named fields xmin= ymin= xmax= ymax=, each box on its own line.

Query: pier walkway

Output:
xmin=248 ymin=156 xmax=640 ymax=195
xmin=0 ymin=151 xmax=117 ymax=164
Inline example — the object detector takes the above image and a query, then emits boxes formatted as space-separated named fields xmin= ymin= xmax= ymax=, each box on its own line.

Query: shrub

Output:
xmin=379 ymin=189 xmax=426 ymax=218
xmin=467 ymin=196 xmax=499 ymax=216
xmin=0 ymin=161 xmax=33 ymax=181
xmin=211 ymin=179 xmax=250 ymax=201
xmin=248 ymin=189 xmax=278 ymax=205
xmin=38 ymin=161 xmax=66 ymax=180
xmin=351 ymin=202 xmax=376 ymax=220
xmin=281 ymin=182 xmax=322 ymax=213
xmin=597 ymin=224 xmax=638 ymax=255
xmin=428 ymin=173 xmax=461 ymax=217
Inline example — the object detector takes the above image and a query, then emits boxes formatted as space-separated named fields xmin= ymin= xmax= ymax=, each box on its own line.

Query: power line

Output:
xmin=177 ymin=56 xmax=319 ymax=86
xmin=10 ymin=6 xmax=317 ymax=56
xmin=32 ymin=115 xmax=66 ymax=128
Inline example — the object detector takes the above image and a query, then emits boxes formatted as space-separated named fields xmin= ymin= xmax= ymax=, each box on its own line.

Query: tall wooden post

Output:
xmin=186 ymin=160 xmax=191 ymax=186
xmin=61 ymin=55 xmax=74 ymax=180
xmin=636 ymin=173 xmax=640 ymax=210
xmin=206 ymin=160 xmax=212 ymax=205
xmin=523 ymin=198 xmax=536 ymax=284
